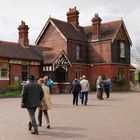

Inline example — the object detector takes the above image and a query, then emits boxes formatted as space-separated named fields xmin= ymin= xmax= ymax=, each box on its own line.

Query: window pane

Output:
xmin=120 ymin=42 xmax=125 ymax=58
xmin=22 ymin=65 xmax=28 ymax=81
xmin=1 ymin=68 xmax=8 ymax=78
xmin=76 ymin=46 xmax=80 ymax=60
xmin=22 ymin=72 xmax=28 ymax=81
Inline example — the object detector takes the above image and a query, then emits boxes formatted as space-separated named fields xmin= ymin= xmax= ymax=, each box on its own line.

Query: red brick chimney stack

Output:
xmin=66 ymin=7 xmax=79 ymax=28
xmin=18 ymin=21 xmax=29 ymax=46
xmin=92 ymin=13 xmax=102 ymax=40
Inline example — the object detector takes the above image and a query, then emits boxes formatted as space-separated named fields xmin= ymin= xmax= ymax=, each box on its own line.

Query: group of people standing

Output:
xmin=70 ymin=75 xmax=112 ymax=106
xmin=96 ymin=76 xmax=111 ymax=100
xmin=70 ymin=75 xmax=90 ymax=106
xmin=21 ymin=75 xmax=53 ymax=135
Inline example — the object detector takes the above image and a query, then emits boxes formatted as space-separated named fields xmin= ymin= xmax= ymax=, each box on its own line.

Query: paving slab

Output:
xmin=0 ymin=91 xmax=140 ymax=140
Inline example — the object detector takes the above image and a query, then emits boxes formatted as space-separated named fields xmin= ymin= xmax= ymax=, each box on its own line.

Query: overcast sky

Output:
xmin=0 ymin=0 xmax=140 ymax=47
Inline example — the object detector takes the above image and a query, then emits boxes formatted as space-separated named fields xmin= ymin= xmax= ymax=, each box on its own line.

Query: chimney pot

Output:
xmin=18 ymin=21 xmax=29 ymax=46
xmin=66 ymin=7 xmax=79 ymax=28
xmin=92 ymin=13 xmax=102 ymax=40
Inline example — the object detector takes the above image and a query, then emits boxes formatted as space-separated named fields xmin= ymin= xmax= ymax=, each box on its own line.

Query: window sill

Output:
xmin=0 ymin=78 xmax=9 ymax=80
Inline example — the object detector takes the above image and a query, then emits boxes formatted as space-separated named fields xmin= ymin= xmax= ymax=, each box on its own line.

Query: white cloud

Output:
xmin=0 ymin=0 xmax=139 ymax=46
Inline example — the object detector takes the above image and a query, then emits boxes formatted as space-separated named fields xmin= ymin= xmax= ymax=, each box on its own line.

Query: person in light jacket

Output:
xmin=96 ymin=76 xmax=104 ymax=100
xmin=38 ymin=78 xmax=51 ymax=128
xmin=80 ymin=75 xmax=90 ymax=105
xmin=21 ymin=75 xmax=44 ymax=135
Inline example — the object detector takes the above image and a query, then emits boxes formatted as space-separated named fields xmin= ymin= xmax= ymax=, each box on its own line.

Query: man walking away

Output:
xmin=21 ymin=75 xmax=44 ymax=135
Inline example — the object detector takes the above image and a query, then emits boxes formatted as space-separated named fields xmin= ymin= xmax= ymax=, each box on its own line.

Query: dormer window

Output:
xmin=120 ymin=42 xmax=125 ymax=58
xmin=76 ymin=46 xmax=80 ymax=60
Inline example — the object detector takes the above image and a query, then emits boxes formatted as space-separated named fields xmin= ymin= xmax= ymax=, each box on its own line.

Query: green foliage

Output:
xmin=0 ymin=90 xmax=21 ymax=98
xmin=8 ymin=82 xmax=21 ymax=91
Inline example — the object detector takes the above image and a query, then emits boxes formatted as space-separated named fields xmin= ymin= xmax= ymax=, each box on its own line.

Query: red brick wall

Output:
xmin=67 ymin=41 xmax=88 ymax=63
xmin=89 ymin=40 xmax=112 ymax=63
xmin=10 ymin=64 xmax=22 ymax=84
xmin=37 ymin=24 xmax=67 ymax=54
xmin=68 ymin=64 xmax=90 ymax=82
xmin=88 ymin=64 xmax=130 ymax=91
xmin=0 ymin=81 xmax=9 ymax=89
xmin=29 ymin=66 xmax=40 ymax=80
xmin=0 ymin=64 xmax=41 ymax=89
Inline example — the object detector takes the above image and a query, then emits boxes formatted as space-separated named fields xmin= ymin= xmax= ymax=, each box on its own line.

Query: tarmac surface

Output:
xmin=0 ymin=91 xmax=140 ymax=140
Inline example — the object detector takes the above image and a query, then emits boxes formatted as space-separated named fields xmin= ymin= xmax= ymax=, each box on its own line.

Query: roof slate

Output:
xmin=50 ymin=18 xmax=88 ymax=42
xmin=83 ymin=20 xmax=122 ymax=41
xmin=0 ymin=41 xmax=43 ymax=61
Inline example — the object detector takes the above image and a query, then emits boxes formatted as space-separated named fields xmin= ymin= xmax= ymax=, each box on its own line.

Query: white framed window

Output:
xmin=43 ymin=66 xmax=46 ymax=71
xmin=76 ymin=46 xmax=80 ymax=60
xmin=46 ymin=66 xmax=49 ymax=71
xmin=49 ymin=66 xmax=52 ymax=71
xmin=120 ymin=42 xmax=125 ymax=58
xmin=0 ymin=67 xmax=9 ymax=80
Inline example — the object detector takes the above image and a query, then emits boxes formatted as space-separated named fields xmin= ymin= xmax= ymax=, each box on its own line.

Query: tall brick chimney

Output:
xmin=66 ymin=7 xmax=79 ymax=28
xmin=18 ymin=21 xmax=29 ymax=46
xmin=92 ymin=13 xmax=102 ymax=40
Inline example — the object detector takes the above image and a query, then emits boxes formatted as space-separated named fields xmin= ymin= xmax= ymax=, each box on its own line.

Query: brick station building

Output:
xmin=0 ymin=7 xmax=132 ymax=92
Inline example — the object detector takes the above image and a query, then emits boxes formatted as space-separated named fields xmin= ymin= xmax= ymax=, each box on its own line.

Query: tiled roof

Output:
xmin=36 ymin=18 xmax=128 ymax=45
xmin=51 ymin=18 xmax=88 ymax=42
xmin=0 ymin=41 xmax=43 ymax=61
xmin=36 ymin=18 xmax=88 ymax=43
xmin=43 ymin=50 xmax=59 ymax=65
xmin=84 ymin=20 xmax=123 ymax=41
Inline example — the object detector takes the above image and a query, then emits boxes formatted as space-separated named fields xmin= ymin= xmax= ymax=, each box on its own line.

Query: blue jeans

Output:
xmin=81 ymin=91 xmax=88 ymax=105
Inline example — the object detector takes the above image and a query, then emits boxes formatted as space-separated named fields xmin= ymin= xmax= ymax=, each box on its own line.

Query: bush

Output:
xmin=0 ymin=90 xmax=21 ymax=98
xmin=8 ymin=82 xmax=21 ymax=91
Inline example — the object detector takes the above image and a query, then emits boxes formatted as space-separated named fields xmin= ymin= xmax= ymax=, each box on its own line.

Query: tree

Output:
xmin=131 ymin=44 xmax=140 ymax=83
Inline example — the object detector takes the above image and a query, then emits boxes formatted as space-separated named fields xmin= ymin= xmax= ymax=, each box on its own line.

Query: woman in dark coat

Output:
xmin=70 ymin=79 xmax=81 ymax=106
xmin=104 ymin=79 xmax=111 ymax=98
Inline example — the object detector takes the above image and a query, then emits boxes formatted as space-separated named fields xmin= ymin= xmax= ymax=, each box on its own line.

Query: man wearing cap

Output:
xmin=80 ymin=75 xmax=90 ymax=105
xmin=21 ymin=75 xmax=44 ymax=135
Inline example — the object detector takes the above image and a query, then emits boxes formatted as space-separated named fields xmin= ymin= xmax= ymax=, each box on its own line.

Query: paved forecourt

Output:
xmin=0 ymin=91 xmax=140 ymax=140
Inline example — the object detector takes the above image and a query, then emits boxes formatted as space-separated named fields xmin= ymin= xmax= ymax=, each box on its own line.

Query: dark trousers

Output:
xmin=27 ymin=107 xmax=38 ymax=132
xmin=81 ymin=91 xmax=88 ymax=105
xmin=105 ymin=88 xmax=110 ymax=98
xmin=97 ymin=88 xmax=103 ymax=99
xmin=73 ymin=92 xmax=79 ymax=105
xmin=38 ymin=110 xmax=50 ymax=126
